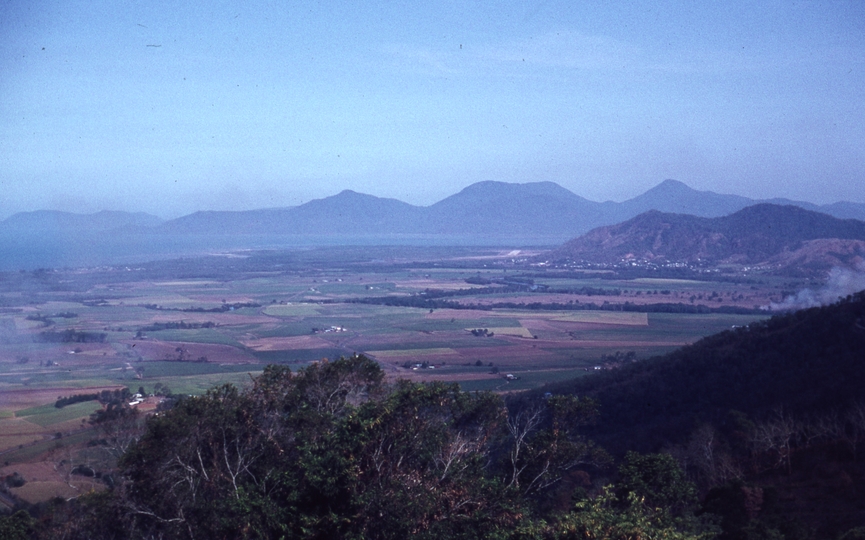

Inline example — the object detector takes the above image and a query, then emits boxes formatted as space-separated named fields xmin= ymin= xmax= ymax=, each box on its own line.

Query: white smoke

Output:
xmin=767 ymin=262 xmax=865 ymax=311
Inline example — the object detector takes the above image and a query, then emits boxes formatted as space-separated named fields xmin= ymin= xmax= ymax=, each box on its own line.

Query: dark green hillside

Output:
xmin=537 ymin=291 xmax=865 ymax=453
xmin=525 ymin=293 xmax=865 ymax=537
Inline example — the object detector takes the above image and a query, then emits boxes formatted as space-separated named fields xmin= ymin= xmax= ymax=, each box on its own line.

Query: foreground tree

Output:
xmin=505 ymin=395 xmax=610 ymax=499
xmin=34 ymin=355 xmax=716 ymax=540
xmin=551 ymin=487 xmax=716 ymax=540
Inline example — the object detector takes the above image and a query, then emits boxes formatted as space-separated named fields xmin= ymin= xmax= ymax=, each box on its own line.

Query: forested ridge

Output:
xmin=538 ymin=291 xmax=865 ymax=451
xmin=3 ymin=293 xmax=865 ymax=538
xmin=532 ymin=291 xmax=865 ymax=537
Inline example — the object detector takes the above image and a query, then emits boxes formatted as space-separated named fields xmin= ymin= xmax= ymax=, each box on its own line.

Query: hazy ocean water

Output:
xmin=0 ymin=232 xmax=565 ymax=271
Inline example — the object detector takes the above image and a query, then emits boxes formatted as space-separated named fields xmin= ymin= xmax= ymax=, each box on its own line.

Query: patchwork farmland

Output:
xmin=0 ymin=245 xmax=794 ymax=501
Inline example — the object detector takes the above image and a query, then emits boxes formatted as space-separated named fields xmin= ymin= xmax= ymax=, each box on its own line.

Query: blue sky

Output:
xmin=2 ymin=0 xmax=864 ymax=218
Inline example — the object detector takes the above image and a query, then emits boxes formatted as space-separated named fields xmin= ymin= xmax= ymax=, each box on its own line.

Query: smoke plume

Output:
xmin=767 ymin=263 xmax=865 ymax=311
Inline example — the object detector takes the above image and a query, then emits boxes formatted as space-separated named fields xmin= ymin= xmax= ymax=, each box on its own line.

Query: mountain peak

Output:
xmin=444 ymin=180 xmax=589 ymax=203
xmin=621 ymin=179 xmax=754 ymax=218
xmin=650 ymin=179 xmax=693 ymax=193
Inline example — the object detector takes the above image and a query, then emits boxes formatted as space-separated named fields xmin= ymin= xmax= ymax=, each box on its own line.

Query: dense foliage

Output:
xmin=14 ymin=355 xmax=722 ymax=539
xmin=54 ymin=393 xmax=99 ymax=409
xmin=531 ymin=291 xmax=865 ymax=537
xmin=539 ymin=291 xmax=865 ymax=453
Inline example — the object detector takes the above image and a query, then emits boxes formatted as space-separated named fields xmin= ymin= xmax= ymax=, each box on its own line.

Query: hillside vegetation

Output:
xmin=550 ymin=204 xmax=865 ymax=275
xmin=540 ymin=290 xmax=865 ymax=447
xmin=533 ymin=290 xmax=865 ymax=536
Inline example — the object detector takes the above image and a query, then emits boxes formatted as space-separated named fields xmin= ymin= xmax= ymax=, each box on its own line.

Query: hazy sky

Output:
xmin=2 ymin=0 xmax=864 ymax=219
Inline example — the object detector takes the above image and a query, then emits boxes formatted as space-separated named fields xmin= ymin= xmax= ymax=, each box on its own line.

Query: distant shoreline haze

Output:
xmin=2 ymin=180 xmax=865 ymax=271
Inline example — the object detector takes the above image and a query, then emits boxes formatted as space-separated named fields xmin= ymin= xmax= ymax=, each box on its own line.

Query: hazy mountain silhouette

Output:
xmin=3 ymin=181 xmax=865 ymax=271
xmin=4 ymin=180 xmax=865 ymax=241
xmin=420 ymin=180 xmax=615 ymax=235
xmin=1 ymin=210 xmax=163 ymax=231
xmin=615 ymin=179 xmax=759 ymax=218
xmin=147 ymin=179 xmax=864 ymax=239
xmin=289 ymin=190 xmax=423 ymax=234
xmin=157 ymin=190 xmax=422 ymax=235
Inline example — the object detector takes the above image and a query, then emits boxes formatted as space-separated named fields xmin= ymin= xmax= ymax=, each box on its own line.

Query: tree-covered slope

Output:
xmin=537 ymin=291 xmax=865 ymax=453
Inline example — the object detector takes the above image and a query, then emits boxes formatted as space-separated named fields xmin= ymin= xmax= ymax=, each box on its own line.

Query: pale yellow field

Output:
xmin=482 ymin=327 xmax=535 ymax=338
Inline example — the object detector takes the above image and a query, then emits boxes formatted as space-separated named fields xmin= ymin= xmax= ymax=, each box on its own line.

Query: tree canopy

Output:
xmin=26 ymin=354 xmax=717 ymax=540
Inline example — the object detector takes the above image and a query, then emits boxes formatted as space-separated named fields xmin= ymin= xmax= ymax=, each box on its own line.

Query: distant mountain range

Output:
xmin=4 ymin=179 xmax=865 ymax=242
xmin=548 ymin=204 xmax=865 ymax=274
xmin=2 ymin=180 xmax=865 ymax=271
